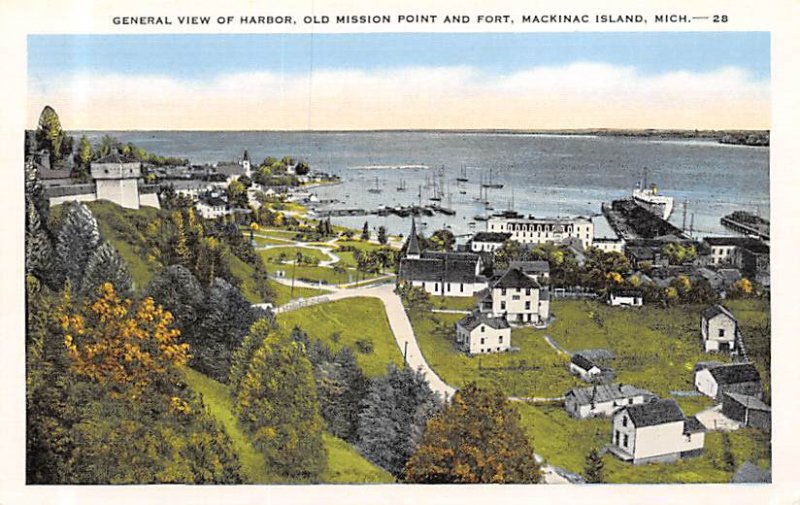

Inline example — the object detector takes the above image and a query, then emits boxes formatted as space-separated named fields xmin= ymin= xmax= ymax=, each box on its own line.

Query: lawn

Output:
xmin=516 ymin=402 xmax=770 ymax=483
xmin=430 ymin=295 xmax=477 ymax=311
xmin=269 ymin=280 xmax=328 ymax=306
xmin=259 ymin=246 xmax=332 ymax=264
xmin=537 ymin=300 xmax=740 ymax=397
xmin=248 ymin=233 xmax=293 ymax=246
xmin=276 ymin=297 xmax=404 ymax=378
xmin=181 ymin=366 xmax=394 ymax=484
xmin=410 ymin=311 xmax=583 ymax=398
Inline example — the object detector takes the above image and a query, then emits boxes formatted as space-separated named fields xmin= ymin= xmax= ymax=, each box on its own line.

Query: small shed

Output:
xmin=722 ymin=392 xmax=771 ymax=430
xmin=695 ymin=363 xmax=762 ymax=401
xmin=569 ymin=353 xmax=602 ymax=382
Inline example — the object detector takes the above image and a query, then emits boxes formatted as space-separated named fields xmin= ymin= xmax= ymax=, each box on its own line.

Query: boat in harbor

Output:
xmin=456 ymin=164 xmax=468 ymax=183
xmin=396 ymin=179 xmax=407 ymax=192
xmin=481 ymin=167 xmax=504 ymax=189
xmin=631 ymin=168 xmax=673 ymax=220
xmin=367 ymin=176 xmax=383 ymax=194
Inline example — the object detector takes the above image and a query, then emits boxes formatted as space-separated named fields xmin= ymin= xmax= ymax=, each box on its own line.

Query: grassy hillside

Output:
xmin=276 ymin=297 xmax=404 ymax=378
xmin=182 ymin=366 xmax=394 ymax=484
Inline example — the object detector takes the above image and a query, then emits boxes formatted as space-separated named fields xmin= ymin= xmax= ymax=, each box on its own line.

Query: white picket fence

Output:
xmin=274 ymin=295 xmax=331 ymax=314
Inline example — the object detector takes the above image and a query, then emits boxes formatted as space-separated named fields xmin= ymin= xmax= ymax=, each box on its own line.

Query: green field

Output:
xmin=430 ymin=295 xmax=478 ymax=311
xmin=248 ymin=234 xmax=293 ymax=246
xmin=517 ymin=402 xmax=770 ymax=483
xmin=259 ymin=246 xmax=331 ymax=264
xmin=181 ymin=366 xmax=393 ymax=484
xmin=411 ymin=312 xmax=582 ymax=397
xmin=276 ymin=297 xmax=404 ymax=377
xmin=268 ymin=280 xmax=328 ymax=306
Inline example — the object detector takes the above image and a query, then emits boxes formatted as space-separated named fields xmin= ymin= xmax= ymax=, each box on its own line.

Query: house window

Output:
xmin=525 ymin=301 xmax=531 ymax=310
xmin=525 ymin=288 xmax=531 ymax=296
xmin=718 ymin=329 xmax=725 ymax=338
xmin=481 ymin=326 xmax=485 ymax=333
xmin=501 ymin=301 xmax=506 ymax=311
xmin=447 ymin=283 xmax=451 ymax=292
xmin=434 ymin=283 xmax=439 ymax=292
xmin=628 ymin=398 xmax=634 ymax=405
xmin=622 ymin=417 xmax=627 ymax=427
xmin=501 ymin=288 xmax=507 ymax=296
xmin=460 ymin=283 xmax=464 ymax=292
xmin=512 ymin=295 xmax=520 ymax=301
xmin=623 ymin=434 xmax=629 ymax=448
xmin=614 ymin=431 xmax=620 ymax=445
xmin=480 ymin=338 xmax=485 ymax=345
xmin=499 ymin=336 xmax=503 ymax=343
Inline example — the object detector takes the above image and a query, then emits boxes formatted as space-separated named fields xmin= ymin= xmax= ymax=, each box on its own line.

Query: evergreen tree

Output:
xmin=377 ymin=226 xmax=388 ymax=245
xmin=144 ymin=265 xmax=205 ymax=335
xmin=80 ymin=242 xmax=134 ymax=299
xmin=583 ymin=448 xmax=605 ymax=483
xmin=357 ymin=364 xmax=440 ymax=478
xmin=228 ymin=318 xmax=272 ymax=393
xmin=361 ymin=221 xmax=370 ymax=241
xmin=193 ymin=278 xmax=268 ymax=382
xmin=235 ymin=332 xmax=326 ymax=480
xmin=25 ymin=198 xmax=53 ymax=282
xmin=171 ymin=210 xmax=191 ymax=267
xmin=404 ymin=383 xmax=541 ymax=484
xmin=330 ymin=346 xmax=369 ymax=442
xmin=36 ymin=105 xmax=67 ymax=167
xmin=55 ymin=202 xmax=100 ymax=288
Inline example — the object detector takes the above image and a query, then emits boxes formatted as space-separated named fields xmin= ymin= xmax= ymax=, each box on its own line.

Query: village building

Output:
xmin=195 ymin=195 xmax=233 ymax=219
xmin=703 ymin=236 xmax=770 ymax=287
xmin=608 ymin=398 xmax=706 ymax=465
xmin=487 ymin=211 xmax=594 ymax=249
xmin=454 ymin=311 xmax=511 ymax=355
xmin=608 ymin=289 xmax=643 ymax=307
xmin=722 ymin=392 xmax=771 ymax=430
xmin=569 ymin=353 xmax=603 ymax=382
xmin=694 ymin=363 xmax=762 ymax=401
xmin=592 ymin=237 xmax=626 ymax=254
xmin=701 ymin=305 xmax=738 ymax=353
xmin=508 ymin=260 xmax=550 ymax=282
xmin=468 ymin=232 xmax=511 ymax=252
xmin=564 ymin=383 xmax=655 ymax=419
xmin=398 ymin=220 xmax=489 ymax=297
xmin=479 ymin=268 xmax=550 ymax=325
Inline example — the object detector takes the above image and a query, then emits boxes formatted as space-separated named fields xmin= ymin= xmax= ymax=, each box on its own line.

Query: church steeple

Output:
xmin=242 ymin=149 xmax=251 ymax=177
xmin=406 ymin=218 xmax=421 ymax=259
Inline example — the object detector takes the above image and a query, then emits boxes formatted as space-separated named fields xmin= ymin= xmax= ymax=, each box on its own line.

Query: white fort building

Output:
xmin=486 ymin=211 xmax=594 ymax=249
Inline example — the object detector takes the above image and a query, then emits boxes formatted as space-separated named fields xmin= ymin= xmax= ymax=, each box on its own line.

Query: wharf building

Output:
xmin=486 ymin=211 xmax=594 ymax=249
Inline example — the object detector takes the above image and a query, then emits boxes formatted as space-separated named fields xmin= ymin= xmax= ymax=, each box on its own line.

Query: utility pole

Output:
xmin=403 ymin=341 xmax=409 ymax=367
xmin=682 ymin=200 xmax=688 ymax=231
xmin=290 ymin=248 xmax=299 ymax=298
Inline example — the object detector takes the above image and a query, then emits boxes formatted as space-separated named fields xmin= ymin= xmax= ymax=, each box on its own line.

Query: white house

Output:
xmin=455 ymin=311 xmax=511 ymax=355
xmin=694 ymin=363 xmax=762 ymax=401
xmin=469 ymin=232 xmax=511 ymax=252
xmin=564 ymin=383 xmax=655 ymax=419
xmin=485 ymin=268 xmax=550 ymax=325
xmin=608 ymin=289 xmax=643 ymax=307
xmin=398 ymin=220 xmax=488 ymax=297
xmin=609 ymin=399 xmax=706 ymax=465
xmin=487 ymin=212 xmax=594 ymax=249
xmin=569 ymin=354 xmax=602 ymax=382
xmin=195 ymin=196 xmax=233 ymax=219
xmin=701 ymin=305 xmax=738 ymax=353
xmin=592 ymin=237 xmax=626 ymax=254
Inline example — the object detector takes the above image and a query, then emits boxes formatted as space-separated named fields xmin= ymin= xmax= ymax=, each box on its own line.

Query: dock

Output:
xmin=602 ymin=199 xmax=689 ymax=240
xmin=721 ymin=211 xmax=770 ymax=241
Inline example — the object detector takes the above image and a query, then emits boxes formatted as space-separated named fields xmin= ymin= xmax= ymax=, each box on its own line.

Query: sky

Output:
xmin=27 ymin=32 xmax=770 ymax=130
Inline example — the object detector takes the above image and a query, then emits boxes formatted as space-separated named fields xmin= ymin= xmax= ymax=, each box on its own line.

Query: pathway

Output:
xmin=543 ymin=335 xmax=572 ymax=357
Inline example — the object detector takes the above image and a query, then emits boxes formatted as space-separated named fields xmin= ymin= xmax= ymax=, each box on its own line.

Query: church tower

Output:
xmin=242 ymin=149 xmax=251 ymax=178
xmin=405 ymin=218 xmax=421 ymax=259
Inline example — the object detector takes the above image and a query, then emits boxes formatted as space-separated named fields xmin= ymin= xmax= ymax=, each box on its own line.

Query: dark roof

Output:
xmin=724 ymin=392 xmax=771 ymax=412
xmin=199 ymin=196 xmax=228 ymax=207
xmin=472 ymin=232 xmax=511 ymax=243
xmin=623 ymin=399 xmax=685 ymax=427
xmin=565 ymin=384 xmax=654 ymax=405
xmin=610 ymin=289 xmax=642 ymax=297
xmin=509 ymin=260 xmax=550 ymax=273
xmin=43 ymin=184 xmax=95 ymax=198
xmin=493 ymin=268 xmax=541 ymax=290
xmin=731 ymin=461 xmax=771 ymax=483
xmin=406 ymin=219 xmax=421 ymax=257
xmin=457 ymin=312 xmax=510 ymax=332
xmin=37 ymin=167 xmax=73 ymax=180
xmin=215 ymin=162 xmax=246 ymax=177
xmin=570 ymin=353 xmax=599 ymax=372
xmin=683 ymin=416 xmax=706 ymax=434
xmin=399 ymin=255 xmax=483 ymax=284
xmin=94 ymin=153 xmax=138 ymax=164
xmin=701 ymin=304 xmax=737 ymax=322
xmin=704 ymin=237 xmax=770 ymax=254
xmin=708 ymin=363 xmax=761 ymax=385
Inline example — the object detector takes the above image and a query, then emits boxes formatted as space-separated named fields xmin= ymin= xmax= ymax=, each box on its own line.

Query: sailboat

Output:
xmin=481 ymin=167 xmax=504 ymax=189
xmin=456 ymin=164 xmax=468 ymax=183
xmin=396 ymin=178 xmax=407 ymax=192
xmin=367 ymin=176 xmax=382 ymax=194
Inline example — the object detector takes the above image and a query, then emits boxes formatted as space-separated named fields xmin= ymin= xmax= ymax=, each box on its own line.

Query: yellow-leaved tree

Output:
xmin=60 ymin=282 xmax=189 ymax=397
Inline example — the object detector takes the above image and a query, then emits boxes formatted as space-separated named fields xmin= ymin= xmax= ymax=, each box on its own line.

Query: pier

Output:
xmin=602 ymin=199 xmax=689 ymax=240
xmin=721 ymin=211 xmax=770 ymax=241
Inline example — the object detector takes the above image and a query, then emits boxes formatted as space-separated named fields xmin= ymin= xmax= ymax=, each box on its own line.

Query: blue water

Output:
xmin=76 ymin=131 xmax=769 ymax=238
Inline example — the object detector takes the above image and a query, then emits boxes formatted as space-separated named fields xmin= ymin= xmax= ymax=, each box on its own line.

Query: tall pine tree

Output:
xmin=144 ymin=265 xmax=205 ymax=336
xmin=55 ymin=202 xmax=100 ymax=288
xmin=80 ymin=242 xmax=134 ymax=299
xmin=583 ymin=447 xmax=605 ymax=483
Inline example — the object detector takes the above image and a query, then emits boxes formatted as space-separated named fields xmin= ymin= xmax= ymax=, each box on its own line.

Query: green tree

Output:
xmin=55 ymin=202 xmax=101 ymax=287
xmin=25 ymin=198 xmax=53 ymax=282
xmin=357 ymin=364 xmax=440 ymax=478
xmin=494 ymin=240 xmax=524 ymax=269
xmin=427 ymin=229 xmax=455 ymax=251
xmin=377 ymin=226 xmax=388 ymax=245
xmin=194 ymin=278 xmax=268 ymax=382
xmin=36 ymin=105 xmax=67 ymax=167
xmin=295 ymin=160 xmax=310 ymax=176
xmin=235 ymin=331 xmax=326 ymax=480
xmin=144 ymin=265 xmax=205 ymax=335
xmin=74 ymin=135 xmax=93 ymax=178
xmin=404 ymin=383 xmax=540 ymax=484
xmin=361 ymin=221 xmax=370 ymax=241
xmin=583 ymin=448 xmax=605 ymax=483
xmin=80 ymin=242 xmax=134 ymax=299
xmin=226 ymin=179 xmax=249 ymax=209
xmin=228 ymin=318 xmax=272 ymax=394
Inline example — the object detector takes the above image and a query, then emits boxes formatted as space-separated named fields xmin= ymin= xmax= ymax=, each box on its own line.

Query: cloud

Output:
xmin=27 ymin=63 xmax=769 ymax=130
